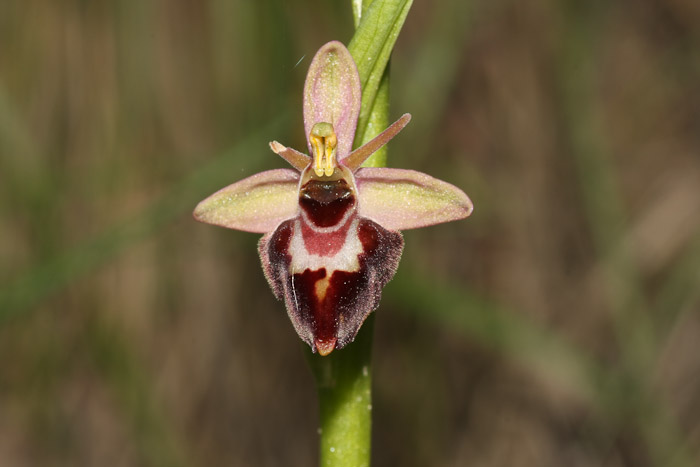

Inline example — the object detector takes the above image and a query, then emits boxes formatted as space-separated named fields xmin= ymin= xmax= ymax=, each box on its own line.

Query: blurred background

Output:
xmin=1 ymin=0 xmax=700 ymax=465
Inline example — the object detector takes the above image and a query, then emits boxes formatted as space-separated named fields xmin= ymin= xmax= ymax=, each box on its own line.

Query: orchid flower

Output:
xmin=194 ymin=41 xmax=472 ymax=356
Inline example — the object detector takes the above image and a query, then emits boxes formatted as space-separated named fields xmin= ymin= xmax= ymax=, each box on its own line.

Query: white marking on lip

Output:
xmin=289 ymin=218 xmax=362 ymax=274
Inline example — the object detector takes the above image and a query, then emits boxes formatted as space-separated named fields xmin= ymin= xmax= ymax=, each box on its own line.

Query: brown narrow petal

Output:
xmin=342 ymin=114 xmax=411 ymax=171
xmin=269 ymin=141 xmax=310 ymax=171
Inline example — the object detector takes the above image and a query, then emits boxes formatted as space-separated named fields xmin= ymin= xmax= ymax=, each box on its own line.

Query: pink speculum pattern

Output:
xmin=193 ymin=41 xmax=472 ymax=356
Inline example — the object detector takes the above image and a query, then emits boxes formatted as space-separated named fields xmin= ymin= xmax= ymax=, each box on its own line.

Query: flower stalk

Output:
xmin=309 ymin=3 xmax=403 ymax=465
xmin=307 ymin=316 xmax=374 ymax=467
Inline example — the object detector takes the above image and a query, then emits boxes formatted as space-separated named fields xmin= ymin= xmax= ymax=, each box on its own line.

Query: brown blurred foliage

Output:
xmin=1 ymin=0 xmax=699 ymax=466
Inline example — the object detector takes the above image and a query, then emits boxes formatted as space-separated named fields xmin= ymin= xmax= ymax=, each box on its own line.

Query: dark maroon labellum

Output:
xmin=259 ymin=176 xmax=403 ymax=355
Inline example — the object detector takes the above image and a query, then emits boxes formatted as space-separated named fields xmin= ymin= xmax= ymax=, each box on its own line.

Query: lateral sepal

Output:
xmin=194 ymin=169 xmax=299 ymax=233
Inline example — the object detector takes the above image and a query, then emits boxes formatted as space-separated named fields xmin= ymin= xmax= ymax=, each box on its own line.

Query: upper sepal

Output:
xmin=303 ymin=41 xmax=361 ymax=159
xmin=355 ymin=167 xmax=473 ymax=231
xmin=193 ymin=168 xmax=299 ymax=233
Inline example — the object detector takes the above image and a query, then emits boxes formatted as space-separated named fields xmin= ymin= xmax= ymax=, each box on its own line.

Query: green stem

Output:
xmin=307 ymin=1 xmax=412 ymax=465
xmin=307 ymin=316 xmax=375 ymax=467
xmin=308 ymin=2 xmax=388 ymax=466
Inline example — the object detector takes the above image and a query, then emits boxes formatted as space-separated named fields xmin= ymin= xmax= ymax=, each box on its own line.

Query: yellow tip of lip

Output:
xmin=315 ymin=337 xmax=337 ymax=356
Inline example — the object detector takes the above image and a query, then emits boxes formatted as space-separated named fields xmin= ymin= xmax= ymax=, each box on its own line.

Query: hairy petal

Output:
xmin=355 ymin=167 xmax=473 ymax=231
xmin=193 ymin=169 xmax=299 ymax=233
xmin=342 ymin=113 xmax=411 ymax=171
xmin=269 ymin=141 xmax=310 ymax=171
xmin=303 ymin=41 xmax=361 ymax=159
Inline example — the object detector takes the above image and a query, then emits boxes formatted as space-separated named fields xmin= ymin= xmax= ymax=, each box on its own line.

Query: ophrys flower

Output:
xmin=194 ymin=41 xmax=472 ymax=355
